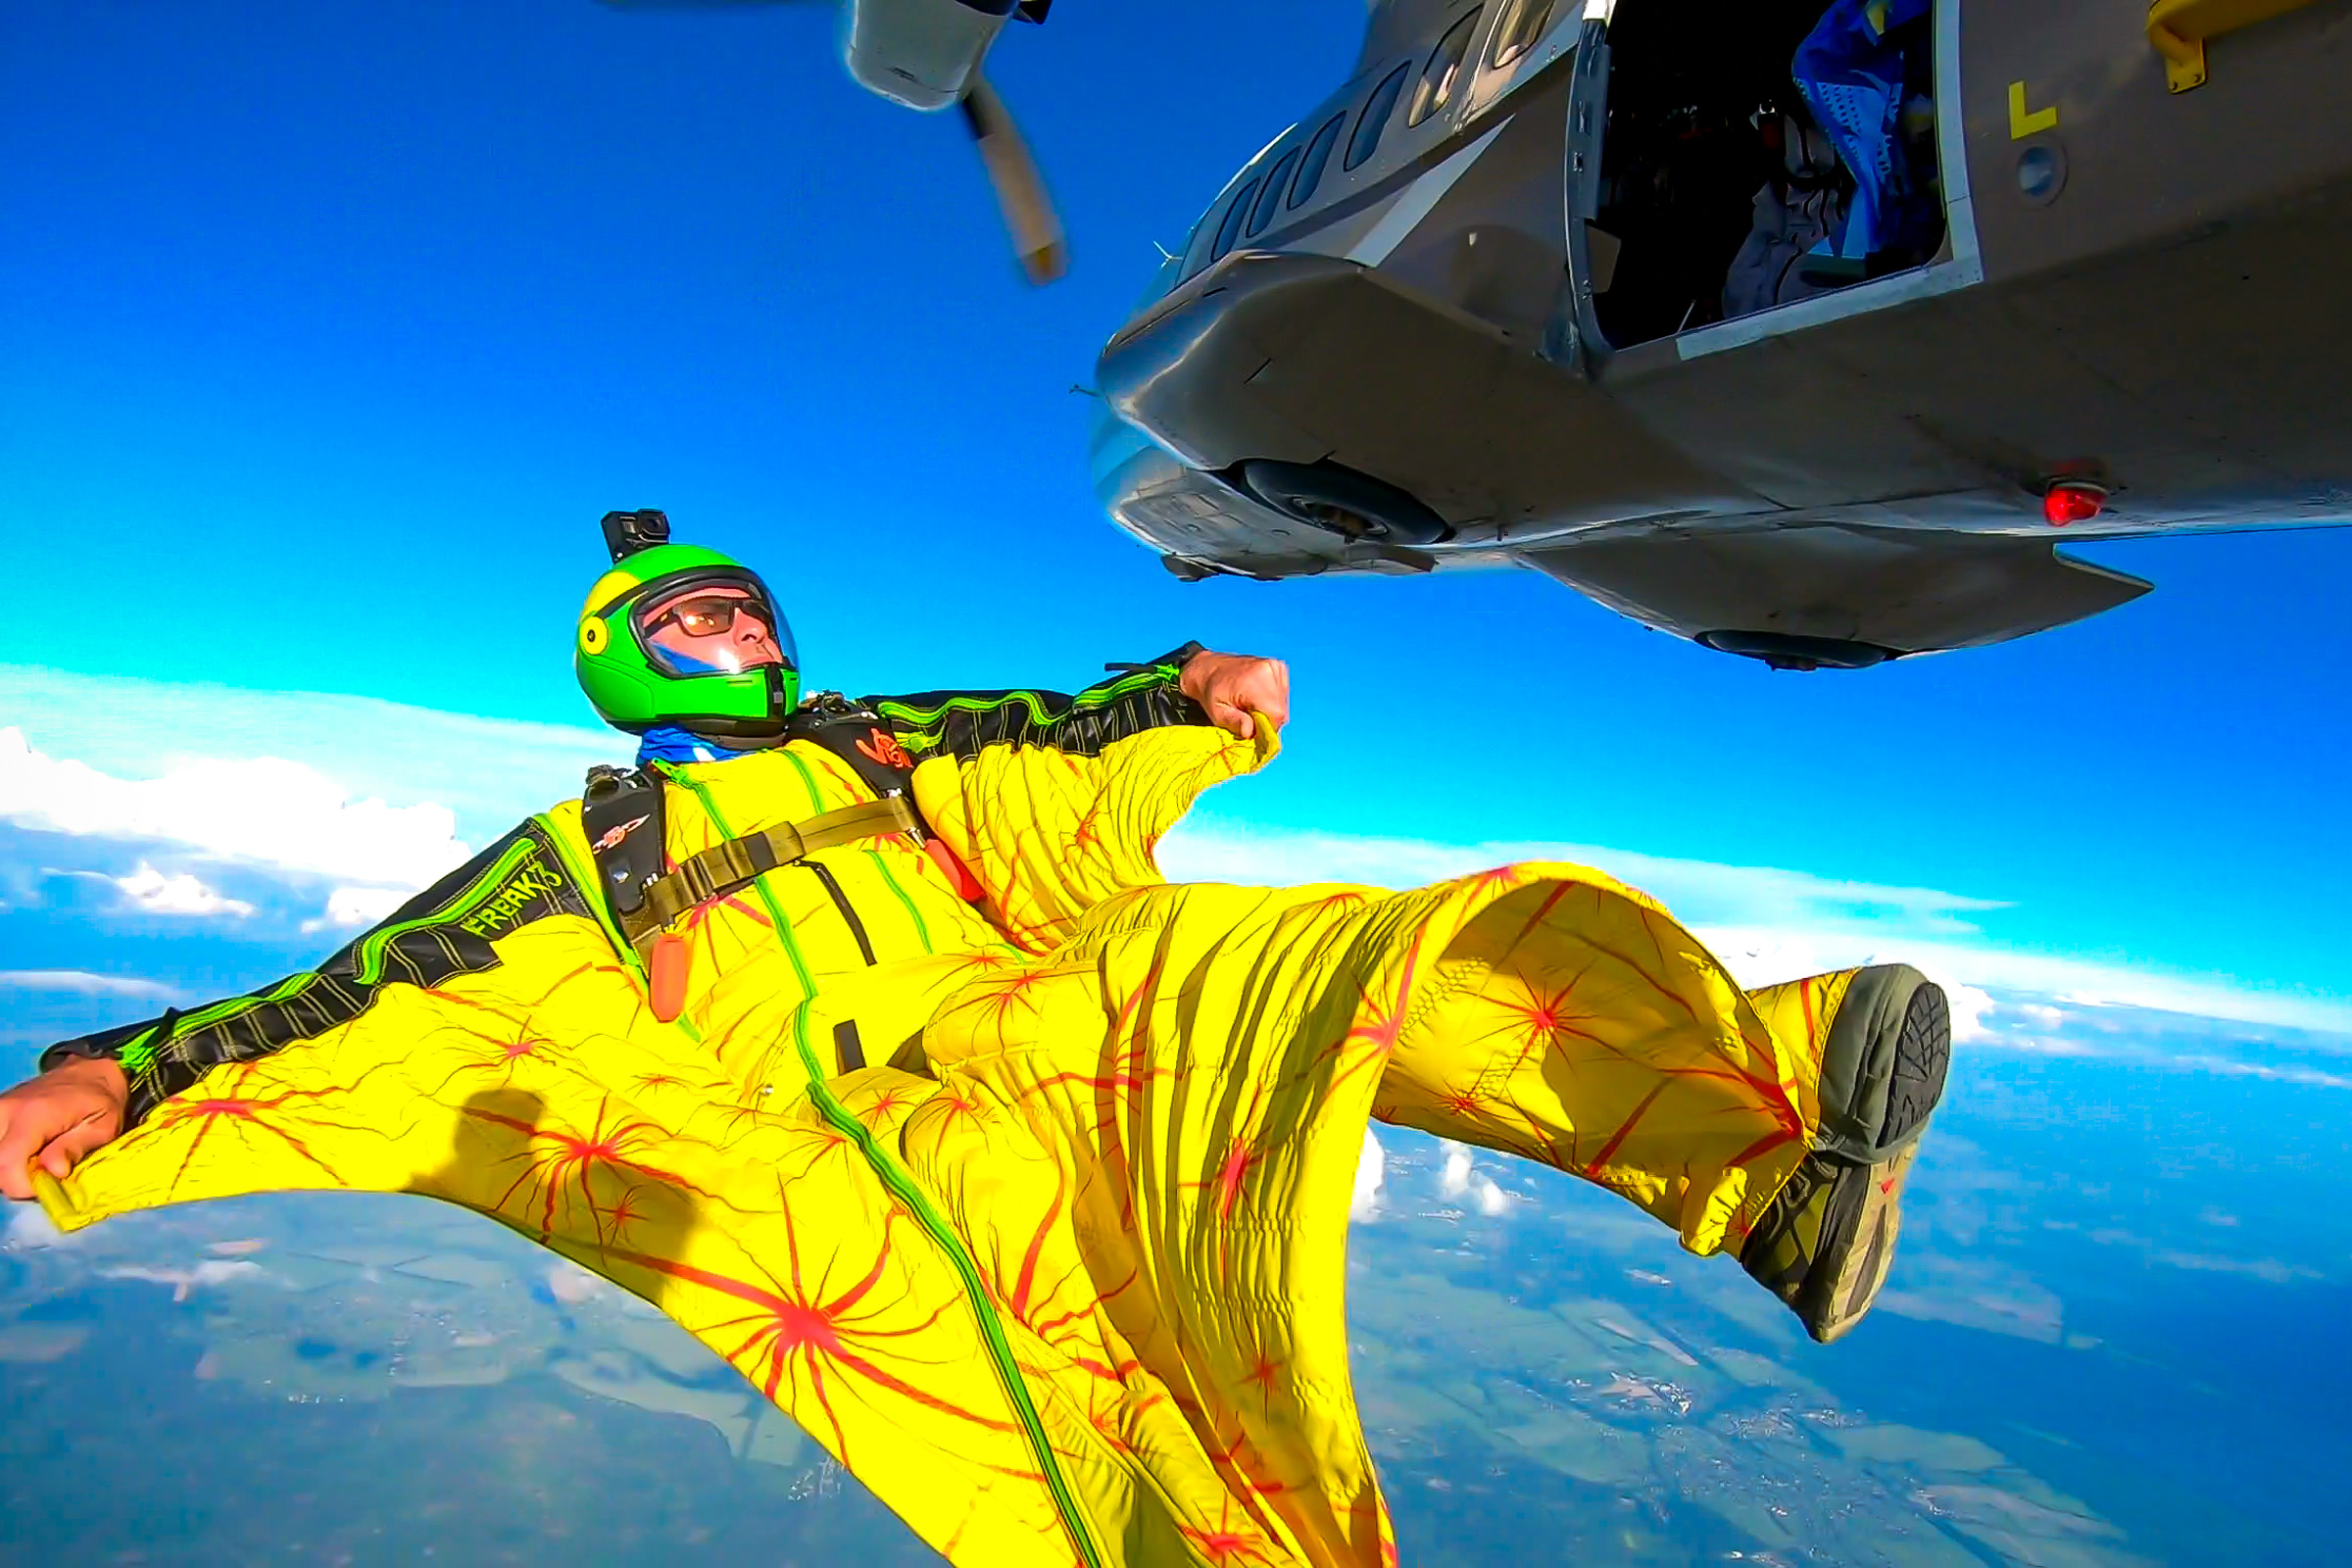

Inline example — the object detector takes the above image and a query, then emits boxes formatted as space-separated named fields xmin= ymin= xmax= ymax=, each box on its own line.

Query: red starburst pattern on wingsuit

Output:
xmin=681 ymin=889 xmax=771 ymax=937
xmin=965 ymin=966 xmax=1057 ymax=1045
xmin=1181 ymin=1488 xmax=1284 ymax=1564
xmin=1177 ymin=1078 xmax=1281 ymax=1284
xmin=604 ymin=1208 xmax=1028 ymax=1471
xmin=1573 ymin=1044 xmax=1802 ymax=1182
xmin=1433 ymin=1083 xmax=1487 ymax=1119
xmin=1487 ymin=886 xmax=1805 ymax=1176
xmin=1201 ymin=1135 xmax=1268 ymax=1225
xmin=1018 ymin=938 xmax=1177 ymax=1158
xmin=1468 ymin=863 xmax=1526 ymax=894
xmin=1305 ymin=922 xmax=1433 ymax=1096
xmin=848 ymin=1078 xmax=932 ymax=1130
xmin=1185 ymin=1399 xmax=1293 ymax=1496
xmin=931 ymin=1090 xmax=984 ymax=1128
xmin=1418 ymin=1074 xmax=1552 ymax=1165
xmin=1495 ymin=967 xmax=1613 ymax=1068
xmin=412 ymin=1023 xmax=554 ymax=1101
xmin=993 ymin=1179 xmax=1149 ymax=1399
xmin=601 ymin=1182 xmax=658 ymax=1239
xmin=147 ymin=1066 xmax=386 ymax=1198
xmin=408 ymin=962 xmax=630 ymax=1098
xmin=466 ymin=1097 xmax=721 ymax=1247
xmin=706 ymin=1093 xmax=796 ymax=1142
xmin=1238 ymin=1344 xmax=1285 ymax=1414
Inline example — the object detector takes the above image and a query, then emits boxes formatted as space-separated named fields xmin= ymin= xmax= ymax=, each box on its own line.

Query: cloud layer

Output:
xmin=1 ymin=727 xmax=467 ymax=891
xmin=5 ymin=662 xmax=2346 ymax=1044
xmin=1158 ymin=818 xmax=2352 ymax=1037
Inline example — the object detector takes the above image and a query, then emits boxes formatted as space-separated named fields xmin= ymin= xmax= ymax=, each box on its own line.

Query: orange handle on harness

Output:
xmin=649 ymin=932 xmax=689 ymax=1022
xmin=923 ymin=837 xmax=984 ymax=902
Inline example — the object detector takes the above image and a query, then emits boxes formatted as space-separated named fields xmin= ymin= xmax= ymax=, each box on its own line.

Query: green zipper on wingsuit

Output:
xmin=666 ymin=767 xmax=1106 ymax=1568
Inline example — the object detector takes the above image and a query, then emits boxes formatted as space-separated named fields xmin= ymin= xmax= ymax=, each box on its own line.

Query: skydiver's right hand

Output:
xmin=0 ymin=1055 xmax=128 ymax=1200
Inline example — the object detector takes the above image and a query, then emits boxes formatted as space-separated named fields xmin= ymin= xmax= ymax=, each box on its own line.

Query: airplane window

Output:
xmin=1490 ymin=0 xmax=1554 ymax=67
xmin=1289 ymin=112 xmax=1347 ymax=208
xmin=1211 ymin=176 xmax=1261 ymax=262
xmin=1345 ymin=63 xmax=1412 ymax=171
xmin=1248 ymin=148 xmax=1302 ymax=236
xmin=1407 ymin=7 xmax=1483 ymax=127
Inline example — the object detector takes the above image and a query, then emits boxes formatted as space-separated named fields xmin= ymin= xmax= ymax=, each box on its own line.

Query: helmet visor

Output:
xmin=632 ymin=574 xmax=798 ymax=678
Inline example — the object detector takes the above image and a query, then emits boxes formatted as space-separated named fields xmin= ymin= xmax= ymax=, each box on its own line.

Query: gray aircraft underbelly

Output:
xmin=1092 ymin=0 xmax=2352 ymax=665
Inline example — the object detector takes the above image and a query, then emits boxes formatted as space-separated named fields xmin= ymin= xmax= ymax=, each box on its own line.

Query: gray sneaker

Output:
xmin=1739 ymin=965 xmax=1952 ymax=1344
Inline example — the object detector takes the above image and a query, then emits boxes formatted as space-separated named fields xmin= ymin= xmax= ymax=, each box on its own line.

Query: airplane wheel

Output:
xmin=1698 ymin=631 xmax=1899 ymax=670
xmin=1237 ymin=460 xmax=1450 ymax=548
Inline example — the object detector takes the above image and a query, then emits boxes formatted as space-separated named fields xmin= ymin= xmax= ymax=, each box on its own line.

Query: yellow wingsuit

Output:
xmin=33 ymin=666 xmax=1873 ymax=1568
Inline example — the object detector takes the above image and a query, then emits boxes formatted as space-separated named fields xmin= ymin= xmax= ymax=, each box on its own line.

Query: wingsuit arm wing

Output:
xmin=37 ymin=819 xmax=594 ymax=1130
xmin=858 ymin=642 xmax=1208 ymax=761
xmin=858 ymin=644 xmax=1276 ymax=953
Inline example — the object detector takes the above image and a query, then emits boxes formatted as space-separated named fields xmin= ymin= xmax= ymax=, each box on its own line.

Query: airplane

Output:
xmin=1088 ymin=0 xmax=2352 ymax=667
xmin=599 ymin=0 xmax=1068 ymax=284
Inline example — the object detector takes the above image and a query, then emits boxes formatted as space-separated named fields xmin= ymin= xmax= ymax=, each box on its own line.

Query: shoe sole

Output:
xmin=1880 ymin=980 xmax=1952 ymax=1150
xmin=1804 ymin=1144 xmax=1920 ymax=1344
xmin=1796 ymin=980 xmax=1951 ymax=1344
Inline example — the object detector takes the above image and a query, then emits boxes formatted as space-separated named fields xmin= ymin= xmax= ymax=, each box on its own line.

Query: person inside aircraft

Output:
xmin=1720 ymin=110 xmax=1848 ymax=318
xmin=1786 ymin=0 xmax=1940 ymax=283
xmin=1591 ymin=0 xmax=1943 ymax=343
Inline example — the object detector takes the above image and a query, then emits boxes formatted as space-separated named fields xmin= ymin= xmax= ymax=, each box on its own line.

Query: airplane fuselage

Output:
xmin=1091 ymin=0 xmax=2352 ymax=661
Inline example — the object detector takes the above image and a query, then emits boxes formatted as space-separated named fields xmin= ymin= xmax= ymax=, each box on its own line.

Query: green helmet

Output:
xmin=574 ymin=514 xmax=800 ymax=740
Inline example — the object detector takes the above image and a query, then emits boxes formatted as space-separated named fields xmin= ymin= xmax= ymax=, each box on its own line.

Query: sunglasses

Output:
xmin=644 ymin=595 xmax=769 ymax=640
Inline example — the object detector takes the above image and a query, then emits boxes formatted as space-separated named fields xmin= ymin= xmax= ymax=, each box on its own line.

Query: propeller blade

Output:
xmin=959 ymin=73 xmax=1068 ymax=286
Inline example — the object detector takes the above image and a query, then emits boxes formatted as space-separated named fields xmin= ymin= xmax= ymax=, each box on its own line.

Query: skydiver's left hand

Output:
xmin=1181 ymin=652 xmax=1290 ymax=741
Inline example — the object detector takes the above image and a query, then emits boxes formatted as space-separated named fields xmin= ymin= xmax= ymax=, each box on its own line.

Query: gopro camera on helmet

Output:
xmin=601 ymin=509 xmax=672 ymax=563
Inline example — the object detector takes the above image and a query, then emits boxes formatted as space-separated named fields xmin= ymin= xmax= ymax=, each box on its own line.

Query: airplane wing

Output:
xmin=1521 ymin=524 xmax=2154 ymax=669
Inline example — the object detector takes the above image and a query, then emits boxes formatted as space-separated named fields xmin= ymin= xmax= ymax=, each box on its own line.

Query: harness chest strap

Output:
xmin=623 ymin=795 xmax=921 ymax=951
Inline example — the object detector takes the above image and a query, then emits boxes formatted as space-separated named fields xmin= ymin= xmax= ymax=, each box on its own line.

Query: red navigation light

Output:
xmin=2043 ymin=481 xmax=2107 ymax=526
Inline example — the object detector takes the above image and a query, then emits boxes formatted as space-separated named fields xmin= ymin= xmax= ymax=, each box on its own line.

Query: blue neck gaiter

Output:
xmin=635 ymin=725 xmax=754 ymax=767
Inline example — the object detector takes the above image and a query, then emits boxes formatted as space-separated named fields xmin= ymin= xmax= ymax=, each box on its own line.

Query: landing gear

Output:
xmin=1235 ymin=459 xmax=1452 ymax=548
xmin=1698 ymin=630 xmax=1899 ymax=669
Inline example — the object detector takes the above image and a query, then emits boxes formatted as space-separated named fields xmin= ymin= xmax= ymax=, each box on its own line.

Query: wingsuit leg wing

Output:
xmin=906 ymin=862 xmax=1880 ymax=1566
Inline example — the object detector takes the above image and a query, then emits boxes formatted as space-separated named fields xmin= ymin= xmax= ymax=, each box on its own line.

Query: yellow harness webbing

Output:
xmin=622 ymin=795 xmax=918 ymax=950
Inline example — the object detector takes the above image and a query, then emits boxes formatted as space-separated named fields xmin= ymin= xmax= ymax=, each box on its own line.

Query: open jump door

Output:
xmin=1569 ymin=0 xmax=1950 ymax=351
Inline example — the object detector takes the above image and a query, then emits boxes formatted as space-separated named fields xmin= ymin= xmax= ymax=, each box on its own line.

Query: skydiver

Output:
xmin=0 ymin=510 xmax=1949 ymax=1566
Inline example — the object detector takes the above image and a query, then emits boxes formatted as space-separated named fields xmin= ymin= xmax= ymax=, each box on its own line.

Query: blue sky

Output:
xmin=3 ymin=0 xmax=2348 ymax=1034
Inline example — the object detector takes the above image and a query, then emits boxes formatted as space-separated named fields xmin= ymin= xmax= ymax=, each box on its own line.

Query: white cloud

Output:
xmin=4 ymin=1205 xmax=74 ymax=1250
xmin=1349 ymin=1129 xmax=1385 ymax=1223
xmin=0 ymin=970 xmax=180 ymax=1001
xmin=1437 ymin=1141 xmax=1511 ymax=1216
xmin=1158 ymin=820 xmax=2352 ymax=1037
xmin=1159 ymin=821 xmax=2007 ymax=937
xmin=1 ymin=662 xmax=622 ymax=842
xmin=0 ymin=725 xmax=466 ymax=895
xmin=99 ymin=1260 xmax=269 ymax=1302
xmin=546 ymin=1259 xmax=611 ymax=1305
xmin=5 ymin=668 xmax=2343 ymax=1038
xmin=112 ymin=861 xmax=256 ymax=918
xmin=308 ymin=886 xmax=411 ymax=933
xmin=1696 ymin=930 xmax=1994 ymax=1041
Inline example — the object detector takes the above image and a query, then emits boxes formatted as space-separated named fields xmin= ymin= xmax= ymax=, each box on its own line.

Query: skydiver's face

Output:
xmin=640 ymin=584 xmax=785 ymax=676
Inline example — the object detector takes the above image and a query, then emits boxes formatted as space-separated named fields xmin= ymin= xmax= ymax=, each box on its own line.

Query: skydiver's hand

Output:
xmin=1181 ymin=651 xmax=1291 ymax=741
xmin=0 ymin=1056 xmax=128 ymax=1200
